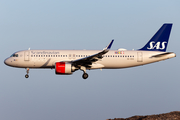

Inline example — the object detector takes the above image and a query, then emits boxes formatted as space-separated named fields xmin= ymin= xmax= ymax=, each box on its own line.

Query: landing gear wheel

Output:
xmin=82 ymin=73 xmax=88 ymax=79
xmin=25 ymin=74 xmax=29 ymax=78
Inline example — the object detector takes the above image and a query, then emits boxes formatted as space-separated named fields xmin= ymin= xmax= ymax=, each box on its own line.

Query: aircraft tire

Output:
xmin=25 ymin=74 xmax=29 ymax=78
xmin=82 ymin=73 xmax=88 ymax=79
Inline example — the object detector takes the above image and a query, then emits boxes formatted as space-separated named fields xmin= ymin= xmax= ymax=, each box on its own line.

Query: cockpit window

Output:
xmin=10 ymin=54 xmax=18 ymax=57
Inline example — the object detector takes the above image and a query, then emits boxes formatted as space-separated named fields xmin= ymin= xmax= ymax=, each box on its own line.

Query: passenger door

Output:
xmin=24 ymin=51 xmax=30 ymax=61
xmin=137 ymin=52 xmax=143 ymax=62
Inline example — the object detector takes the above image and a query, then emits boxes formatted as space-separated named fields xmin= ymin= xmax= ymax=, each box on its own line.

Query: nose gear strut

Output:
xmin=25 ymin=68 xmax=29 ymax=78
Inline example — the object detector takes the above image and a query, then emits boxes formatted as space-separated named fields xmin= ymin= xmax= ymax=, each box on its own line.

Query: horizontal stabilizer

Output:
xmin=150 ymin=52 xmax=176 ymax=58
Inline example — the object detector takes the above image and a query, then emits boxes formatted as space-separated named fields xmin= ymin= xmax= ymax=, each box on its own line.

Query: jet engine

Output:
xmin=55 ymin=62 xmax=74 ymax=74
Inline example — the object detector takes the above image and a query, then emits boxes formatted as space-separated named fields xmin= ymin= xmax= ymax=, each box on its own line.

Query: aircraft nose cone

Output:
xmin=4 ymin=59 xmax=8 ymax=65
xmin=4 ymin=58 xmax=10 ymax=66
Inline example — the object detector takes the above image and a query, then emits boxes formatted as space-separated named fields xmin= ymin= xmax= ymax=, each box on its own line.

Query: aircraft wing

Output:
xmin=71 ymin=40 xmax=114 ymax=67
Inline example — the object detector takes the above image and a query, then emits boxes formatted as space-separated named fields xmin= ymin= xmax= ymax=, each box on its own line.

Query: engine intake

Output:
xmin=55 ymin=62 xmax=72 ymax=74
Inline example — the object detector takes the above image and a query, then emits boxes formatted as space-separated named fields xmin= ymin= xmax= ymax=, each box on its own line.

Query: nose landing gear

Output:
xmin=25 ymin=68 xmax=29 ymax=78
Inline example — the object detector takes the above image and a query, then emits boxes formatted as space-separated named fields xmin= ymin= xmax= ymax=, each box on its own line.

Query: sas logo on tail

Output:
xmin=147 ymin=41 xmax=167 ymax=50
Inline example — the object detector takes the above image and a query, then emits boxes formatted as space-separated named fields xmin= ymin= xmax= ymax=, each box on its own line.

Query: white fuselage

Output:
xmin=4 ymin=50 xmax=176 ymax=69
xmin=4 ymin=24 xmax=176 ymax=79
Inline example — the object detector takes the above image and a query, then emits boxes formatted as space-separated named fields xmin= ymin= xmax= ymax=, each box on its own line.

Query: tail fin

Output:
xmin=139 ymin=23 xmax=172 ymax=52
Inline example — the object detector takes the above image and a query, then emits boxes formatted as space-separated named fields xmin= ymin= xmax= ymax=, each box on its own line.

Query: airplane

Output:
xmin=4 ymin=23 xmax=176 ymax=79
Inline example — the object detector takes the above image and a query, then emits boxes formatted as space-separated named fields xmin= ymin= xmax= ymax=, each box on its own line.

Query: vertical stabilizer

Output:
xmin=139 ymin=23 xmax=172 ymax=52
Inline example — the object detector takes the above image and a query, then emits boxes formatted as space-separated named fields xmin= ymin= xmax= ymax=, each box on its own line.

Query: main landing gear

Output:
xmin=82 ymin=73 xmax=88 ymax=79
xmin=25 ymin=68 xmax=29 ymax=78
xmin=80 ymin=66 xmax=88 ymax=79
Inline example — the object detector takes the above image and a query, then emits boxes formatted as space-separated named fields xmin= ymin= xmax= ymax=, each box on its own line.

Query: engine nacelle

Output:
xmin=55 ymin=62 xmax=72 ymax=74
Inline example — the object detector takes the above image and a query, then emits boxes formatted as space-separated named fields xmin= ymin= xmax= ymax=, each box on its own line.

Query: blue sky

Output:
xmin=1 ymin=0 xmax=180 ymax=120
